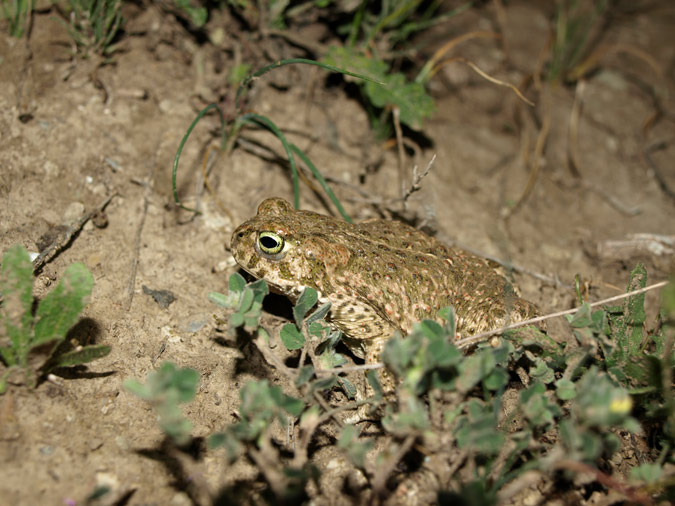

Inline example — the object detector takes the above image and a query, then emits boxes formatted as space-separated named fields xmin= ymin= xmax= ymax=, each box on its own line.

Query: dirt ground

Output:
xmin=1 ymin=1 xmax=674 ymax=505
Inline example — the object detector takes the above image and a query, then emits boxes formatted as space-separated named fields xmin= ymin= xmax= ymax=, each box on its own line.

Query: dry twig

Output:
xmin=32 ymin=192 xmax=117 ymax=273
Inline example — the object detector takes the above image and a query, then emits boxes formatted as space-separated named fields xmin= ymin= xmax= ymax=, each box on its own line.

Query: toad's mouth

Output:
xmin=235 ymin=263 xmax=312 ymax=302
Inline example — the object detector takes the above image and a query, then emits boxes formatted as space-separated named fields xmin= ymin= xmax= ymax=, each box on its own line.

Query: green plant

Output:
xmin=546 ymin=0 xmax=610 ymax=83
xmin=168 ymin=0 xmax=207 ymax=27
xmin=1 ymin=0 xmax=33 ymax=37
xmin=172 ymin=58 xmax=378 ymax=217
xmin=124 ymin=361 xmax=199 ymax=445
xmin=322 ymin=45 xmax=434 ymax=134
xmin=62 ymin=0 xmax=123 ymax=57
xmin=0 ymin=244 xmax=110 ymax=393
xmin=129 ymin=267 xmax=675 ymax=503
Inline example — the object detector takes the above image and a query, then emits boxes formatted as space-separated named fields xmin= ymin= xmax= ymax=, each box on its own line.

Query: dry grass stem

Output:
xmin=502 ymin=95 xmax=550 ymax=219
xmin=432 ymin=56 xmax=535 ymax=106
xmin=457 ymin=280 xmax=669 ymax=349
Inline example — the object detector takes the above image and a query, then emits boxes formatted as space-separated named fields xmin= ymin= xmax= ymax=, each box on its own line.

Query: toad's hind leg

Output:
xmin=364 ymin=335 xmax=397 ymax=395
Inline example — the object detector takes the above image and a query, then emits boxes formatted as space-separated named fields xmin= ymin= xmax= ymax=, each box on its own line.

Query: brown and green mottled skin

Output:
xmin=231 ymin=198 xmax=539 ymax=385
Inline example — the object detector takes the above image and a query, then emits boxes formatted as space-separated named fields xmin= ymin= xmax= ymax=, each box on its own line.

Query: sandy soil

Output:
xmin=1 ymin=2 xmax=674 ymax=504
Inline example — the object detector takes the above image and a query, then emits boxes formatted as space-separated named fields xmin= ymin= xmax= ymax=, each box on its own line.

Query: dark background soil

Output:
xmin=1 ymin=1 xmax=674 ymax=504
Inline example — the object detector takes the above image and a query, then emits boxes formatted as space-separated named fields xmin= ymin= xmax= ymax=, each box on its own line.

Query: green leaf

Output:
xmin=308 ymin=321 xmax=330 ymax=339
xmin=456 ymin=350 xmax=496 ymax=393
xmin=521 ymin=382 xmax=559 ymax=427
xmin=322 ymin=46 xmax=389 ymax=84
xmin=295 ymin=365 xmax=315 ymax=387
xmin=53 ymin=344 xmax=111 ymax=367
xmin=567 ymin=302 xmax=593 ymax=328
xmin=426 ymin=338 xmax=461 ymax=368
xmin=173 ymin=0 xmax=207 ymax=27
xmin=209 ymin=431 xmax=242 ymax=463
xmin=629 ymin=463 xmax=662 ymax=484
xmin=620 ymin=263 xmax=647 ymax=357
xmin=280 ymin=394 xmax=304 ymax=417
xmin=171 ymin=366 xmax=200 ymax=403
xmin=238 ymin=287 xmax=254 ymax=313
xmin=123 ymin=379 xmax=151 ymax=399
xmin=661 ymin=277 xmax=675 ymax=321
xmin=367 ymin=369 xmax=383 ymax=399
xmin=483 ymin=367 xmax=508 ymax=391
xmin=338 ymin=377 xmax=357 ymax=399
xmin=228 ymin=272 xmax=247 ymax=293
xmin=124 ymin=362 xmax=199 ymax=445
xmin=248 ymin=279 xmax=269 ymax=300
xmin=229 ymin=312 xmax=244 ymax=329
xmin=438 ymin=306 xmax=456 ymax=334
xmin=555 ymin=378 xmax=576 ymax=400
xmin=126 ymin=362 xmax=199 ymax=403
xmin=293 ymin=287 xmax=318 ymax=327
xmin=381 ymin=332 xmax=417 ymax=375
xmin=32 ymin=262 xmax=93 ymax=346
xmin=529 ymin=358 xmax=555 ymax=384
xmin=573 ymin=368 xmax=635 ymax=428
xmin=417 ymin=319 xmax=444 ymax=339
xmin=318 ymin=348 xmax=346 ymax=369
xmin=338 ymin=424 xmax=374 ymax=468
xmin=305 ymin=302 xmax=331 ymax=326
xmin=208 ymin=291 xmax=229 ymax=307
xmin=454 ymin=399 xmax=504 ymax=455
xmin=0 ymin=245 xmax=34 ymax=353
xmin=280 ymin=323 xmax=305 ymax=350
xmin=364 ymin=72 xmax=434 ymax=130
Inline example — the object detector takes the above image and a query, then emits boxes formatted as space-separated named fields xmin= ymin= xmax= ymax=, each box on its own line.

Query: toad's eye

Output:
xmin=257 ymin=231 xmax=285 ymax=256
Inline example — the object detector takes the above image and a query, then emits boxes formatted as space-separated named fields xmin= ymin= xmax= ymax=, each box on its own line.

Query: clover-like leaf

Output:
xmin=281 ymin=323 xmax=305 ymax=351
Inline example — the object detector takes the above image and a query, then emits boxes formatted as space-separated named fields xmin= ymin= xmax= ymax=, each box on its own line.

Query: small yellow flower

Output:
xmin=610 ymin=395 xmax=633 ymax=414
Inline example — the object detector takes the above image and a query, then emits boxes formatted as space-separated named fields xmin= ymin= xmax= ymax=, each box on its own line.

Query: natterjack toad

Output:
xmin=231 ymin=198 xmax=538 ymax=381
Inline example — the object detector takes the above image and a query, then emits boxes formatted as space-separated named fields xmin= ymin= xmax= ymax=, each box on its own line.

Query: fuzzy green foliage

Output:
xmin=169 ymin=0 xmax=207 ymax=27
xmin=547 ymin=0 xmax=610 ymax=83
xmin=62 ymin=0 xmax=123 ymax=57
xmin=173 ymin=58 xmax=369 ymax=219
xmin=0 ymin=244 xmax=110 ymax=393
xmin=136 ymin=266 xmax=675 ymax=502
xmin=209 ymin=379 xmax=304 ymax=460
xmin=124 ymin=362 xmax=199 ymax=445
xmin=323 ymin=45 xmax=434 ymax=133
xmin=323 ymin=46 xmax=434 ymax=129
xmin=209 ymin=272 xmax=268 ymax=331
xmin=1 ymin=0 xmax=33 ymax=37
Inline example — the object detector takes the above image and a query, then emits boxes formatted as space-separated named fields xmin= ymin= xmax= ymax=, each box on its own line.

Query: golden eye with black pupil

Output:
xmin=258 ymin=231 xmax=284 ymax=255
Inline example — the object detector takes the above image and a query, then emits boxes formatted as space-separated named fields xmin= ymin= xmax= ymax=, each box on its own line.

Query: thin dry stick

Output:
xmin=582 ymin=180 xmax=641 ymax=216
xmin=424 ymin=31 xmax=500 ymax=76
xmin=644 ymin=141 xmax=675 ymax=203
xmin=125 ymin=181 xmax=150 ymax=312
xmin=32 ymin=192 xmax=117 ymax=273
xmin=200 ymin=143 xmax=234 ymax=222
xmin=457 ymin=280 xmax=669 ymax=349
xmin=553 ymin=459 xmax=653 ymax=506
xmin=432 ymin=57 xmax=534 ymax=106
xmin=125 ymin=139 xmax=161 ymax=310
xmin=402 ymin=155 xmax=435 ymax=204
xmin=392 ymin=106 xmax=406 ymax=201
xmin=372 ymin=434 xmax=417 ymax=496
xmin=502 ymin=96 xmax=551 ymax=219
xmin=567 ymin=79 xmax=585 ymax=178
